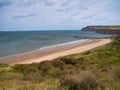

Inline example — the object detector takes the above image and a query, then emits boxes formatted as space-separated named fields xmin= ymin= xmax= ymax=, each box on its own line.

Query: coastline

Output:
xmin=0 ymin=39 xmax=111 ymax=65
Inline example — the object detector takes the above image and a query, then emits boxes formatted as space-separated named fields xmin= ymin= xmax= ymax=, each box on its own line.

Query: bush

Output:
xmin=13 ymin=64 xmax=38 ymax=74
xmin=38 ymin=61 xmax=55 ymax=76
xmin=51 ymin=60 xmax=65 ymax=70
xmin=113 ymin=67 xmax=120 ymax=82
xmin=0 ymin=64 xmax=9 ymax=68
xmin=13 ymin=64 xmax=26 ymax=73
xmin=22 ymin=72 xmax=43 ymax=81
xmin=60 ymin=57 xmax=76 ymax=65
xmin=60 ymin=71 xmax=101 ymax=90
xmin=83 ymin=51 xmax=91 ymax=55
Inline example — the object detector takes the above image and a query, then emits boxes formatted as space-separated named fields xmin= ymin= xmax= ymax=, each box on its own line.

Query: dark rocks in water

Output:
xmin=81 ymin=26 xmax=120 ymax=35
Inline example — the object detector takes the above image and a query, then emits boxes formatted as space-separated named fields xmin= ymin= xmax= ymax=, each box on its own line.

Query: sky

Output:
xmin=0 ymin=0 xmax=120 ymax=31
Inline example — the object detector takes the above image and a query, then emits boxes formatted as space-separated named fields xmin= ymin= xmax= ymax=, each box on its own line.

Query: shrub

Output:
xmin=22 ymin=72 xmax=43 ymax=81
xmin=51 ymin=60 xmax=65 ymax=70
xmin=60 ymin=57 xmax=76 ymax=65
xmin=60 ymin=71 xmax=101 ymax=90
xmin=13 ymin=64 xmax=26 ymax=73
xmin=113 ymin=67 xmax=120 ymax=82
xmin=13 ymin=64 xmax=38 ymax=74
xmin=78 ymin=71 xmax=101 ymax=90
xmin=83 ymin=51 xmax=91 ymax=55
xmin=0 ymin=64 xmax=9 ymax=68
xmin=38 ymin=61 xmax=55 ymax=76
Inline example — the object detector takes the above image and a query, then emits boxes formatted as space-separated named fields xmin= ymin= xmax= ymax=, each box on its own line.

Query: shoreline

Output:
xmin=0 ymin=39 xmax=111 ymax=65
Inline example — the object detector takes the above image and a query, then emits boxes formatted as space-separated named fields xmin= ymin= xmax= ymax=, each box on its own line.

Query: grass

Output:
xmin=0 ymin=36 xmax=120 ymax=90
xmin=94 ymin=26 xmax=120 ymax=30
xmin=0 ymin=64 xmax=9 ymax=68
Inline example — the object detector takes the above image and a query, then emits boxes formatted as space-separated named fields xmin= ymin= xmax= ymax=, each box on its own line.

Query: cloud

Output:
xmin=44 ymin=0 xmax=57 ymax=6
xmin=69 ymin=0 xmax=112 ymax=20
xmin=61 ymin=0 xmax=71 ymax=7
xmin=16 ymin=0 xmax=41 ymax=7
xmin=15 ymin=0 xmax=58 ymax=7
xmin=12 ymin=13 xmax=37 ymax=19
xmin=56 ymin=9 xmax=64 ymax=12
xmin=0 ymin=0 xmax=13 ymax=8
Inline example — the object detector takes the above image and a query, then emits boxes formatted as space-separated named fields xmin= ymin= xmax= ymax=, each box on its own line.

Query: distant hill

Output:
xmin=81 ymin=26 xmax=120 ymax=35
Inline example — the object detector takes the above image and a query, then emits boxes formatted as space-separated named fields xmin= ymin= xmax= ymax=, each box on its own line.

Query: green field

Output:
xmin=0 ymin=36 xmax=120 ymax=90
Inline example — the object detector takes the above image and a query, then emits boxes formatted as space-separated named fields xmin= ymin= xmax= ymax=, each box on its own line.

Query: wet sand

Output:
xmin=0 ymin=39 xmax=111 ymax=65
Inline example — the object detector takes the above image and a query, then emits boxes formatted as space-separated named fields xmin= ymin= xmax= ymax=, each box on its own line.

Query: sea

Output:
xmin=0 ymin=30 xmax=111 ymax=57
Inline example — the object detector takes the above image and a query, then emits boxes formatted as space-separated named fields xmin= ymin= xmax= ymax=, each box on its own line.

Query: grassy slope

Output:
xmin=94 ymin=26 xmax=120 ymax=30
xmin=0 ymin=36 xmax=120 ymax=90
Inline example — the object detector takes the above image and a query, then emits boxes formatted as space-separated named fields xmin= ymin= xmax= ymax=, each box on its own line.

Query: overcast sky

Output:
xmin=0 ymin=0 xmax=120 ymax=31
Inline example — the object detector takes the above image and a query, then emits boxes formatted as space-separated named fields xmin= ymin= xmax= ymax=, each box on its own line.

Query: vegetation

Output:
xmin=0 ymin=36 xmax=120 ymax=90
xmin=94 ymin=26 xmax=120 ymax=30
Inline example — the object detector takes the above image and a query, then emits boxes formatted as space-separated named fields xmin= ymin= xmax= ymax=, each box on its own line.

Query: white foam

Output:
xmin=38 ymin=39 xmax=91 ymax=50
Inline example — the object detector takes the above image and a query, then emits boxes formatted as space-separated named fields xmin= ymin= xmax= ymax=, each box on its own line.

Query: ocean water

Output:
xmin=0 ymin=30 xmax=110 ymax=57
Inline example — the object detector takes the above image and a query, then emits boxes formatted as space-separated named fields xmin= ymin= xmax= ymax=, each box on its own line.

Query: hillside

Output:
xmin=81 ymin=26 xmax=120 ymax=35
xmin=0 ymin=36 xmax=120 ymax=90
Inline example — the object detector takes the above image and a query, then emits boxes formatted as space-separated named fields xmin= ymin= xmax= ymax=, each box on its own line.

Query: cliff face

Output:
xmin=81 ymin=26 xmax=120 ymax=35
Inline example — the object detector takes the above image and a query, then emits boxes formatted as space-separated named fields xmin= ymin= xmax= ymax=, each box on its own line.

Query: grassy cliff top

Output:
xmin=92 ymin=26 xmax=120 ymax=30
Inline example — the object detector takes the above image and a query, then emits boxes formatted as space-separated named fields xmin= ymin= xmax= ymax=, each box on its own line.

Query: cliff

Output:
xmin=81 ymin=26 xmax=120 ymax=35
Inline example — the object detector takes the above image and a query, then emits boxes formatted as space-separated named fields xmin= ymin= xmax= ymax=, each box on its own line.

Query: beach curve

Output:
xmin=0 ymin=39 xmax=111 ymax=65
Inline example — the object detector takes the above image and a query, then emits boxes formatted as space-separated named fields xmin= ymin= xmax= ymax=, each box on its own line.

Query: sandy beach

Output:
xmin=0 ymin=39 xmax=111 ymax=65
